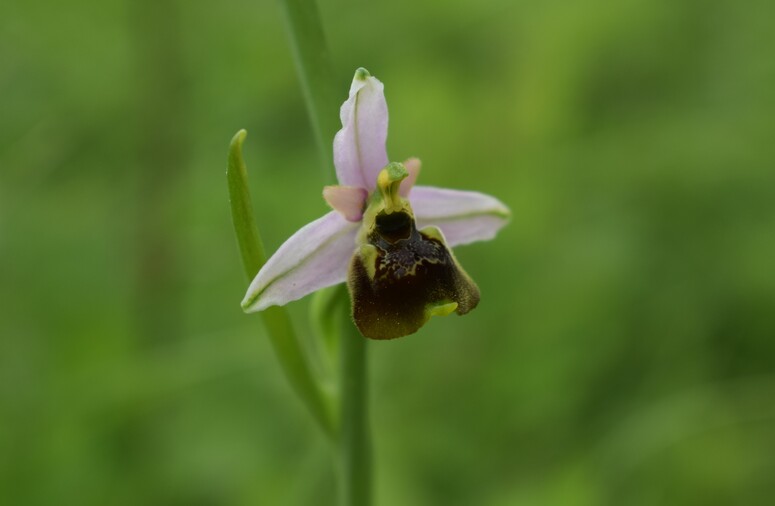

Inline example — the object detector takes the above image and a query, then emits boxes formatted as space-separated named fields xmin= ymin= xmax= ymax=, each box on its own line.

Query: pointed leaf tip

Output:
xmin=228 ymin=129 xmax=248 ymax=173
xmin=227 ymin=128 xmax=267 ymax=281
xmin=231 ymin=128 xmax=247 ymax=146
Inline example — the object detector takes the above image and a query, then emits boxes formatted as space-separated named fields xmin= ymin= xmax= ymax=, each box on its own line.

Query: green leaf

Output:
xmin=227 ymin=130 xmax=336 ymax=438
xmin=227 ymin=129 xmax=266 ymax=279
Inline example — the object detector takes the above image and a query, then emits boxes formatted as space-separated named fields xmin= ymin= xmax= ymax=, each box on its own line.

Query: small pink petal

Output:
xmin=323 ymin=185 xmax=368 ymax=222
xmin=410 ymin=186 xmax=510 ymax=247
xmin=399 ymin=157 xmax=421 ymax=197
xmin=333 ymin=68 xmax=389 ymax=190
xmin=242 ymin=212 xmax=359 ymax=312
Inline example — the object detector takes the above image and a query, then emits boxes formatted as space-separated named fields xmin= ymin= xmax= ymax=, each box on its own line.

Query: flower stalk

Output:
xmin=276 ymin=2 xmax=374 ymax=501
xmin=338 ymin=288 xmax=372 ymax=506
xmin=277 ymin=0 xmax=339 ymax=181
xmin=278 ymin=0 xmax=372 ymax=496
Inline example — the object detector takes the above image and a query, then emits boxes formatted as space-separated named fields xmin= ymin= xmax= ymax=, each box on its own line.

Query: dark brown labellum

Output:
xmin=348 ymin=211 xmax=480 ymax=340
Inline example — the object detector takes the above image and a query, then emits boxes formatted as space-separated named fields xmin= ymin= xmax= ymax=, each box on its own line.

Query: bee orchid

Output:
xmin=242 ymin=68 xmax=509 ymax=339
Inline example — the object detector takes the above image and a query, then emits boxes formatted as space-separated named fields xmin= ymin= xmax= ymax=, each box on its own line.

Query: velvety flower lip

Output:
xmin=242 ymin=68 xmax=509 ymax=338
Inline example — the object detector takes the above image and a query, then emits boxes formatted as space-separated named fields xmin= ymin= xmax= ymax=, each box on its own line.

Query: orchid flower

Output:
xmin=242 ymin=68 xmax=509 ymax=339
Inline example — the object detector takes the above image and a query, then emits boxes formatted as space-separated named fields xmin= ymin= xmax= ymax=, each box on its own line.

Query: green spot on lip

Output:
xmin=428 ymin=301 xmax=458 ymax=318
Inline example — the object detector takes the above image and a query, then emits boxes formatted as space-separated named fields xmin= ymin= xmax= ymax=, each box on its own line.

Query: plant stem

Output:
xmin=275 ymin=1 xmax=374 ymax=503
xmin=339 ymin=312 xmax=372 ymax=506
xmin=276 ymin=0 xmax=340 ymax=181
xmin=228 ymin=130 xmax=336 ymax=438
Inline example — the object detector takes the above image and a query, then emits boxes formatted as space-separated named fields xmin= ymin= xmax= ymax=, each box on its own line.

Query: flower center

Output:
xmin=374 ymin=211 xmax=411 ymax=242
xmin=347 ymin=163 xmax=481 ymax=339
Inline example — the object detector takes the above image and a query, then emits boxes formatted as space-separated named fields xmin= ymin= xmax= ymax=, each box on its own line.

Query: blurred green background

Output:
xmin=2 ymin=0 xmax=775 ymax=504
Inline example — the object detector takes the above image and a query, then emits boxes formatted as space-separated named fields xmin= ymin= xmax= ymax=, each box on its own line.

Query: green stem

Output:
xmin=339 ymin=308 xmax=372 ymax=506
xmin=228 ymin=130 xmax=335 ymax=438
xmin=271 ymin=1 xmax=375 ymax=503
xmin=276 ymin=0 xmax=340 ymax=180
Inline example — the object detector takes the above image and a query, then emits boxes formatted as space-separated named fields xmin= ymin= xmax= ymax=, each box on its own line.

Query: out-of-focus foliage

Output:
xmin=2 ymin=0 xmax=774 ymax=504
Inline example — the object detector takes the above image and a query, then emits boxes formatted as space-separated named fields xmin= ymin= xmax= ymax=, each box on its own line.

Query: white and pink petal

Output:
xmin=322 ymin=185 xmax=368 ymax=222
xmin=399 ymin=157 xmax=421 ymax=197
xmin=410 ymin=186 xmax=510 ymax=247
xmin=333 ymin=68 xmax=389 ymax=190
xmin=242 ymin=211 xmax=359 ymax=312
